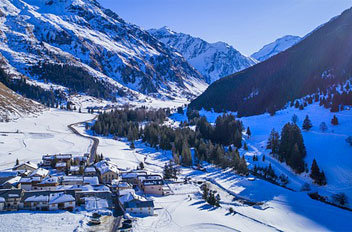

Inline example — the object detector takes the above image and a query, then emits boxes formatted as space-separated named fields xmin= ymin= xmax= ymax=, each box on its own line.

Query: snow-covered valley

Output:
xmin=0 ymin=104 xmax=352 ymax=231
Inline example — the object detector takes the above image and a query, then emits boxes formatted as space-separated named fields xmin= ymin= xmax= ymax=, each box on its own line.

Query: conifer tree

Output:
xmin=267 ymin=129 xmax=280 ymax=154
xmin=15 ymin=158 xmax=19 ymax=166
xmin=246 ymin=127 xmax=251 ymax=138
xmin=302 ymin=115 xmax=313 ymax=131
xmin=291 ymin=114 xmax=298 ymax=124
xmin=331 ymin=115 xmax=339 ymax=125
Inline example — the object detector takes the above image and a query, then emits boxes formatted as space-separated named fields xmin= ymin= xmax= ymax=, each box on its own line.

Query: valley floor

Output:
xmin=0 ymin=106 xmax=352 ymax=231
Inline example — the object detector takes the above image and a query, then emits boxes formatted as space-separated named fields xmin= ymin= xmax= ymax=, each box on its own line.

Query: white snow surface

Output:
xmin=251 ymin=35 xmax=301 ymax=62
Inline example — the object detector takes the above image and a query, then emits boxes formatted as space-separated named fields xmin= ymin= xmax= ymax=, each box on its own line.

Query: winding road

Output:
xmin=67 ymin=115 xmax=99 ymax=165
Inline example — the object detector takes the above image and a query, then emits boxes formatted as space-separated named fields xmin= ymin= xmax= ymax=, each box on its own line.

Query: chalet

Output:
xmin=55 ymin=154 xmax=72 ymax=163
xmin=0 ymin=189 xmax=23 ymax=211
xmin=21 ymin=190 xmax=75 ymax=211
xmin=0 ymin=171 xmax=18 ymax=187
xmin=55 ymin=162 xmax=67 ymax=171
xmin=137 ymin=174 xmax=162 ymax=188
xmin=42 ymin=154 xmax=72 ymax=167
xmin=61 ymin=176 xmax=83 ymax=186
xmin=124 ymin=199 xmax=154 ymax=216
xmin=49 ymin=192 xmax=75 ymax=211
xmin=19 ymin=177 xmax=33 ymax=191
xmin=75 ymin=185 xmax=113 ymax=208
xmin=30 ymin=168 xmax=49 ymax=179
xmin=121 ymin=170 xmax=147 ymax=185
xmin=69 ymin=166 xmax=80 ymax=175
xmin=141 ymin=179 xmax=164 ymax=196
xmin=84 ymin=166 xmax=97 ymax=176
xmin=13 ymin=161 xmax=38 ymax=172
xmin=95 ymin=160 xmax=119 ymax=184
xmin=35 ymin=176 xmax=59 ymax=191
xmin=23 ymin=193 xmax=49 ymax=211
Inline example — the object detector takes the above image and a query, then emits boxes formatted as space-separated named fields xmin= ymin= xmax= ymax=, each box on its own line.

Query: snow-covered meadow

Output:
xmin=0 ymin=109 xmax=94 ymax=170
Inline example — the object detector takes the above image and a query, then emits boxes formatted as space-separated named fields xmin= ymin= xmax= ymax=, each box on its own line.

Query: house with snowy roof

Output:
xmin=55 ymin=162 xmax=67 ymax=171
xmin=35 ymin=176 xmax=60 ymax=191
xmin=83 ymin=176 xmax=99 ymax=185
xmin=124 ymin=199 xmax=154 ymax=216
xmin=95 ymin=160 xmax=119 ymax=184
xmin=49 ymin=192 xmax=75 ymax=211
xmin=84 ymin=166 xmax=97 ymax=176
xmin=61 ymin=176 xmax=83 ymax=186
xmin=13 ymin=161 xmax=38 ymax=172
xmin=30 ymin=168 xmax=49 ymax=179
xmin=0 ymin=189 xmax=23 ymax=211
xmin=69 ymin=166 xmax=80 ymax=175
xmin=21 ymin=190 xmax=76 ymax=211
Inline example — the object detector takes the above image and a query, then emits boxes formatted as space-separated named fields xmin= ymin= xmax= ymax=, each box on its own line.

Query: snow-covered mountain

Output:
xmin=149 ymin=27 xmax=256 ymax=83
xmin=251 ymin=35 xmax=301 ymax=62
xmin=0 ymin=0 xmax=207 ymax=102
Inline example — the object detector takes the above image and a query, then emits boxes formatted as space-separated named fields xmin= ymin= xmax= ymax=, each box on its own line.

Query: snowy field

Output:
xmin=0 ymin=109 xmax=94 ymax=170
xmin=0 ymin=210 xmax=84 ymax=232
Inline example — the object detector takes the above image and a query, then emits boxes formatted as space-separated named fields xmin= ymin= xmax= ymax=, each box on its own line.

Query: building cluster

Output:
xmin=0 ymin=154 xmax=172 ymax=217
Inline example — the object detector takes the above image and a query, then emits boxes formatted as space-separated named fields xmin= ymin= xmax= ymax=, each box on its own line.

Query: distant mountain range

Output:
xmin=190 ymin=7 xmax=352 ymax=116
xmin=149 ymin=27 xmax=256 ymax=83
xmin=0 ymin=0 xmax=207 ymax=102
xmin=251 ymin=35 xmax=301 ymax=62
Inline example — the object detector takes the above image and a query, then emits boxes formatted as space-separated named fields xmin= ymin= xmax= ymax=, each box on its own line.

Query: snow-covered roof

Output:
xmin=80 ymin=185 xmax=110 ymax=192
xmin=13 ymin=162 xmax=38 ymax=170
xmin=30 ymin=168 xmax=49 ymax=177
xmin=0 ymin=197 xmax=5 ymax=203
xmin=49 ymin=193 xmax=75 ymax=204
xmin=25 ymin=195 xmax=49 ymax=202
xmin=83 ymin=176 xmax=99 ymax=185
xmin=119 ymin=188 xmax=135 ymax=196
xmin=118 ymin=182 xmax=131 ymax=188
xmin=84 ymin=166 xmax=96 ymax=173
xmin=55 ymin=162 xmax=67 ymax=168
xmin=84 ymin=197 xmax=109 ymax=211
xmin=39 ymin=176 xmax=59 ymax=184
xmin=4 ymin=176 xmax=21 ymax=185
xmin=55 ymin=154 xmax=72 ymax=159
xmin=0 ymin=171 xmax=18 ymax=178
xmin=61 ymin=176 xmax=83 ymax=182
xmin=95 ymin=160 xmax=119 ymax=175
xmin=69 ymin=166 xmax=79 ymax=172
xmin=121 ymin=171 xmax=147 ymax=179
xmin=20 ymin=177 xmax=32 ymax=183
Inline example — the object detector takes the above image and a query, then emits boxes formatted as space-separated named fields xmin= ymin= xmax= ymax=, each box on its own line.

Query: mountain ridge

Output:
xmin=149 ymin=26 xmax=256 ymax=83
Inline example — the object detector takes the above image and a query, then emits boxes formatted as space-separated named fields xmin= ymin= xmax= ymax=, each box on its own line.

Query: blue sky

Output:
xmin=98 ymin=0 xmax=352 ymax=55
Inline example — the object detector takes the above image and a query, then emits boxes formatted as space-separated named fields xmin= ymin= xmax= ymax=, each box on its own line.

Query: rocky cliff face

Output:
xmin=149 ymin=27 xmax=256 ymax=83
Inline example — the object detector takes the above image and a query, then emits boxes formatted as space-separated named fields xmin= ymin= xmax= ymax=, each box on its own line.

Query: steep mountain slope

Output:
xmin=189 ymin=7 xmax=352 ymax=116
xmin=0 ymin=81 xmax=43 ymax=120
xmin=149 ymin=27 xmax=256 ymax=83
xmin=0 ymin=0 xmax=207 ymax=101
xmin=251 ymin=35 xmax=301 ymax=62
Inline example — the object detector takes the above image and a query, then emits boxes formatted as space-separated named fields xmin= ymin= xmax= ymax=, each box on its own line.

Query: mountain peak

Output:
xmin=251 ymin=35 xmax=301 ymax=62
xmin=149 ymin=27 xmax=256 ymax=83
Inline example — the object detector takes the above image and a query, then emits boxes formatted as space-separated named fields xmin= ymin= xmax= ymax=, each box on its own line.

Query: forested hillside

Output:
xmin=189 ymin=7 xmax=352 ymax=116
